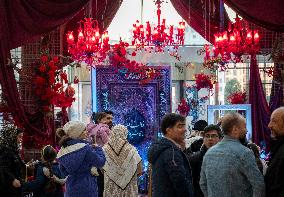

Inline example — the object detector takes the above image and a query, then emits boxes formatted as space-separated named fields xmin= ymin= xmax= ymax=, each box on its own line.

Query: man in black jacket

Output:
xmin=265 ymin=107 xmax=284 ymax=197
xmin=188 ymin=124 xmax=222 ymax=197
xmin=148 ymin=113 xmax=194 ymax=197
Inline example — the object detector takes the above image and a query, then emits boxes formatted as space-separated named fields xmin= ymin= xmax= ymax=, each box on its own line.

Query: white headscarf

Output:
xmin=107 ymin=124 xmax=128 ymax=154
xmin=103 ymin=124 xmax=141 ymax=189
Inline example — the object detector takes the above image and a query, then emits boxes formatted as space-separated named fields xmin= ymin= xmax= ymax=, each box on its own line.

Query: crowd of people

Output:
xmin=0 ymin=107 xmax=284 ymax=197
xmin=148 ymin=107 xmax=284 ymax=197
xmin=0 ymin=111 xmax=142 ymax=197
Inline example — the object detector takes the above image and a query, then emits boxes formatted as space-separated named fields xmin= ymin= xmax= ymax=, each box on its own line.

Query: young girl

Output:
xmin=87 ymin=112 xmax=111 ymax=147
xmin=87 ymin=112 xmax=111 ymax=197
xmin=23 ymin=145 xmax=66 ymax=197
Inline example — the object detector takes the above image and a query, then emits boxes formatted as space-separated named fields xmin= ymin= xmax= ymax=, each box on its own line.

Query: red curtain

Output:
xmin=170 ymin=0 xmax=230 ymax=43
xmin=249 ymin=55 xmax=271 ymax=147
xmin=225 ymin=0 xmax=284 ymax=32
xmin=269 ymin=63 xmax=284 ymax=112
xmin=0 ymin=0 xmax=122 ymax=142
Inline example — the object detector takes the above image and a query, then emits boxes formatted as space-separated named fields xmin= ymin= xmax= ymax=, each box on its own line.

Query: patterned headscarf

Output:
xmin=0 ymin=125 xmax=22 ymax=153
xmin=108 ymin=124 xmax=128 ymax=154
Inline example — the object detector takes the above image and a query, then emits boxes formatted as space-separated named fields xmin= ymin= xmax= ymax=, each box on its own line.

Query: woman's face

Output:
xmin=17 ymin=133 xmax=23 ymax=145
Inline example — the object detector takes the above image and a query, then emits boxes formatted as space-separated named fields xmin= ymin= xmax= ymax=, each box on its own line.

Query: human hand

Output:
xmin=12 ymin=179 xmax=21 ymax=188
xmin=43 ymin=167 xmax=51 ymax=177
xmin=26 ymin=159 xmax=34 ymax=167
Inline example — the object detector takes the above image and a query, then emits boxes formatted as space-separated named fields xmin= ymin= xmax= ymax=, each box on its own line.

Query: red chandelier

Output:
xmin=213 ymin=16 xmax=260 ymax=63
xmin=132 ymin=0 xmax=186 ymax=59
xmin=66 ymin=18 xmax=110 ymax=66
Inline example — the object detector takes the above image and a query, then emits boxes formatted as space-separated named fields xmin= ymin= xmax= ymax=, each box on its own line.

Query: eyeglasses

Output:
xmin=204 ymin=134 xmax=219 ymax=139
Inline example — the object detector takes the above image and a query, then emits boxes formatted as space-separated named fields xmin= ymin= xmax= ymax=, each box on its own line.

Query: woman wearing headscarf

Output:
xmin=0 ymin=126 xmax=25 ymax=197
xmin=56 ymin=120 xmax=106 ymax=197
xmin=103 ymin=124 xmax=142 ymax=197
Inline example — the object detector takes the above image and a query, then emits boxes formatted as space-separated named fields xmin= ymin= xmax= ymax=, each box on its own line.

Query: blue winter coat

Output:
xmin=23 ymin=162 xmax=64 ymax=197
xmin=200 ymin=135 xmax=265 ymax=197
xmin=57 ymin=139 xmax=106 ymax=197
xmin=148 ymin=138 xmax=194 ymax=197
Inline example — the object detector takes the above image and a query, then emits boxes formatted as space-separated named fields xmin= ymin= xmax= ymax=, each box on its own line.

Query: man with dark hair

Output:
xmin=200 ymin=112 xmax=265 ymax=197
xmin=148 ymin=113 xmax=194 ymax=197
xmin=265 ymin=107 xmax=284 ymax=197
xmin=103 ymin=110 xmax=114 ymax=129
xmin=188 ymin=124 xmax=222 ymax=197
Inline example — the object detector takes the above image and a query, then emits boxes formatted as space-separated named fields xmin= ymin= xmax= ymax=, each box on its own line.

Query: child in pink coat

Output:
xmin=87 ymin=112 xmax=111 ymax=179
xmin=87 ymin=112 xmax=111 ymax=147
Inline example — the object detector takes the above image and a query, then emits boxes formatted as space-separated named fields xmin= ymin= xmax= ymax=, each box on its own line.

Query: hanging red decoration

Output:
xmin=73 ymin=76 xmax=79 ymax=84
xmin=213 ymin=16 xmax=260 ymax=63
xmin=66 ymin=18 xmax=110 ymax=67
xmin=194 ymin=73 xmax=215 ymax=91
xmin=110 ymin=39 xmax=160 ymax=83
xmin=132 ymin=0 xmax=186 ymax=60
xmin=263 ymin=67 xmax=274 ymax=77
xmin=177 ymin=99 xmax=190 ymax=116
xmin=33 ymin=53 xmax=76 ymax=114
xmin=227 ymin=91 xmax=247 ymax=104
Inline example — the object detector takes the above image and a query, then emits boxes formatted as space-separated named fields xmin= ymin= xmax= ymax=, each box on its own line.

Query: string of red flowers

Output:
xmin=194 ymin=73 xmax=216 ymax=91
xmin=177 ymin=98 xmax=190 ymax=116
xmin=34 ymin=52 xmax=78 ymax=114
xmin=227 ymin=91 xmax=247 ymax=104
xmin=109 ymin=40 xmax=160 ymax=83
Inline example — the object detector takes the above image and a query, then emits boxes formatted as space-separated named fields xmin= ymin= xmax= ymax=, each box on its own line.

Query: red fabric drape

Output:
xmin=249 ymin=55 xmax=271 ymax=147
xmin=225 ymin=0 xmax=284 ymax=32
xmin=0 ymin=0 xmax=123 ymax=147
xmin=170 ymin=0 xmax=230 ymax=43
xmin=269 ymin=63 xmax=284 ymax=112
xmin=0 ymin=0 xmax=89 ymax=137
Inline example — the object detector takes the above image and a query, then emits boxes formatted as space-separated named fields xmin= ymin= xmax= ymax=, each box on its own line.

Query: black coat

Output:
xmin=0 ymin=148 xmax=25 ymax=197
xmin=148 ymin=138 xmax=194 ymax=197
xmin=188 ymin=145 xmax=208 ymax=197
xmin=265 ymin=137 xmax=284 ymax=197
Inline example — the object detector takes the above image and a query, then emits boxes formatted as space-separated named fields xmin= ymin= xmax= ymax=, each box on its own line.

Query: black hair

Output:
xmin=41 ymin=145 xmax=57 ymax=193
xmin=96 ymin=112 xmax=107 ymax=124
xmin=42 ymin=145 xmax=57 ymax=163
xmin=92 ymin=112 xmax=107 ymax=124
xmin=56 ymin=128 xmax=72 ymax=148
xmin=204 ymin=124 xmax=222 ymax=138
xmin=192 ymin=120 xmax=208 ymax=131
xmin=104 ymin=110 xmax=114 ymax=115
xmin=247 ymin=143 xmax=263 ymax=173
xmin=161 ymin=113 xmax=185 ymax=135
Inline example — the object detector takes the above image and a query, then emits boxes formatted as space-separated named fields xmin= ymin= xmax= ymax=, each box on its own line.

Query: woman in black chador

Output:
xmin=0 ymin=126 xmax=25 ymax=197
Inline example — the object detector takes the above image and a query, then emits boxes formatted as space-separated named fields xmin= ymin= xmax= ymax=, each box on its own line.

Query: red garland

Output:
xmin=195 ymin=73 xmax=215 ymax=91
xmin=177 ymin=99 xmax=190 ymax=116
xmin=110 ymin=40 xmax=160 ymax=83
xmin=34 ymin=54 xmax=76 ymax=113
xmin=227 ymin=91 xmax=247 ymax=104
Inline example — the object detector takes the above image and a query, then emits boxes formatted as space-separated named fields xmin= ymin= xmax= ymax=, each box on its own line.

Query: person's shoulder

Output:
xmin=278 ymin=143 xmax=284 ymax=151
xmin=274 ymin=143 xmax=284 ymax=158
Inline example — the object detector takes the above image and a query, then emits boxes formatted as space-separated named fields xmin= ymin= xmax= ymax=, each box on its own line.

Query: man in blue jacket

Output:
xmin=148 ymin=113 xmax=194 ymax=197
xmin=200 ymin=112 xmax=265 ymax=197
